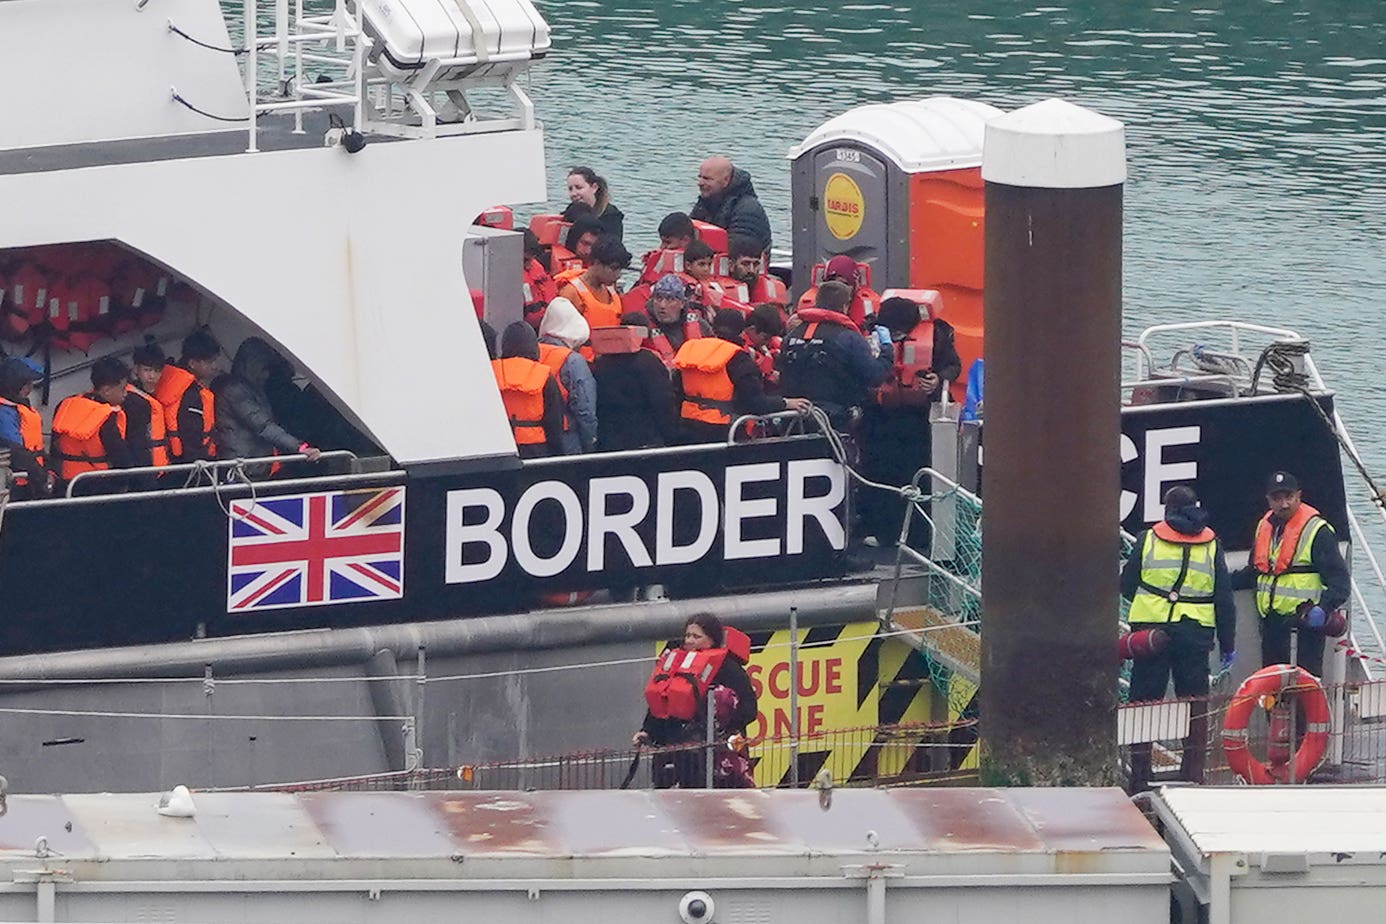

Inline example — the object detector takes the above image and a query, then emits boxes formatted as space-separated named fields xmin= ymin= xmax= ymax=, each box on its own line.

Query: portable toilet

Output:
xmin=788 ymin=97 xmax=1004 ymax=397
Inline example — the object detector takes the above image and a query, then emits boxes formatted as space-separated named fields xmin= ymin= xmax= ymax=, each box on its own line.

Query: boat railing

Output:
xmin=64 ymin=450 xmax=361 ymax=498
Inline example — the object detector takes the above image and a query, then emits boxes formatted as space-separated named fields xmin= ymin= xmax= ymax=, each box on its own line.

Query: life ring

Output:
xmin=1222 ymin=664 xmax=1330 ymax=784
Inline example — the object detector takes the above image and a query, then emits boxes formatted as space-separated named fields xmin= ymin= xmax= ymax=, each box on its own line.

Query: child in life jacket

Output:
xmin=633 ymin=612 xmax=757 ymax=788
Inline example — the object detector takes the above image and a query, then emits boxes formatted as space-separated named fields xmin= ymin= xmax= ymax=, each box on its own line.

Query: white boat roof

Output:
xmin=788 ymin=97 xmax=1005 ymax=172
xmin=1155 ymin=786 xmax=1386 ymax=855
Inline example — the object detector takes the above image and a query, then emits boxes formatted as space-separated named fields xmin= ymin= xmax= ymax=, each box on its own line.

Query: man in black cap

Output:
xmin=1232 ymin=471 xmax=1350 ymax=677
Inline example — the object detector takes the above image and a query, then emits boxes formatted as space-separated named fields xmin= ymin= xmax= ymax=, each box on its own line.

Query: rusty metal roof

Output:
xmin=0 ymin=788 xmax=1166 ymax=880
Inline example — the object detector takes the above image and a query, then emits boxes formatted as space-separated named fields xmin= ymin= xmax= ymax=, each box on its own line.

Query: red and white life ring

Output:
xmin=1222 ymin=664 xmax=1330 ymax=784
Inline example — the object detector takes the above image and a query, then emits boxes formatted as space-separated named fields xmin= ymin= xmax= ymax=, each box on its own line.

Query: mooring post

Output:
xmin=978 ymin=99 xmax=1125 ymax=786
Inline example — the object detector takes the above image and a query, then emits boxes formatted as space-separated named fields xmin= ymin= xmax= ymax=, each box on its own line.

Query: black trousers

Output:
xmin=858 ymin=405 xmax=932 ymax=549
xmin=1259 ymin=612 xmax=1326 ymax=678
xmin=1128 ymin=619 xmax=1213 ymax=790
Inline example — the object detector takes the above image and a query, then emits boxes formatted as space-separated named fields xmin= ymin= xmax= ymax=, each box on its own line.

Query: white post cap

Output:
xmin=982 ymin=98 xmax=1126 ymax=189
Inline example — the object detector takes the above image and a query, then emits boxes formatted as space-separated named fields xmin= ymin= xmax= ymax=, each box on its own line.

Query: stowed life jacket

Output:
xmin=644 ymin=647 xmax=728 ymax=721
xmin=564 ymin=275 xmax=623 ymax=329
xmin=675 ymin=338 xmax=741 ymax=426
xmin=125 ymin=384 xmax=171 ymax=467
xmin=0 ymin=396 xmax=44 ymax=484
xmin=154 ymin=364 xmax=215 ymax=460
xmin=491 ymin=356 xmax=551 ymax=445
xmin=51 ymin=394 xmax=125 ymax=480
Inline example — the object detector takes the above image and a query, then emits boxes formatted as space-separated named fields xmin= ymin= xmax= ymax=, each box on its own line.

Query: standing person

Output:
xmin=211 ymin=337 xmax=322 ymax=476
xmin=1121 ymin=486 xmax=1236 ymax=791
xmin=690 ymin=155 xmax=772 ymax=254
xmin=778 ymin=280 xmax=892 ymax=429
xmin=123 ymin=341 xmax=171 ymax=471
xmin=1232 ymin=471 xmax=1350 ymax=678
xmin=0 ymin=356 xmax=52 ymax=498
xmin=742 ymin=303 xmax=785 ymax=387
xmin=492 ymin=321 xmax=566 ymax=458
xmin=51 ymin=356 xmax=135 ymax=493
xmin=593 ymin=311 xmax=679 ymax=451
xmin=633 ymin=612 xmax=758 ymax=788
xmin=537 ymin=296 xmax=599 ymax=454
xmin=562 ymin=166 xmax=624 ymax=241
xmin=155 ymin=329 xmax=220 ymax=464
xmin=643 ymin=274 xmax=711 ymax=367
xmin=673 ymin=310 xmax=809 ymax=444
xmin=558 ymin=236 xmax=630 ymax=330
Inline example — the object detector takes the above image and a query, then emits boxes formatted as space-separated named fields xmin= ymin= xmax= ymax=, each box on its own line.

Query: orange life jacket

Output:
xmin=1252 ymin=503 xmax=1322 ymax=575
xmin=1153 ymin=520 xmax=1216 ymax=544
xmin=51 ymin=394 xmax=126 ymax=480
xmin=549 ymin=247 xmax=584 ymax=277
xmin=537 ymin=342 xmax=574 ymax=432
xmin=154 ymin=365 xmax=215 ymax=460
xmin=522 ymin=257 xmax=558 ymax=309
xmin=0 ymin=396 xmax=44 ymax=485
xmin=491 ymin=357 xmax=551 ymax=445
xmin=126 ymin=384 xmax=170 ymax=467
xmin=750 ymin=273 xmax=789 ymax=306
xmin=644 ymin=647 xmax=728 ymax=721
xmin=563 ymin=276 xmax=623 ymax=329
xmin=675 ymin=338 xmax=740 ymax=426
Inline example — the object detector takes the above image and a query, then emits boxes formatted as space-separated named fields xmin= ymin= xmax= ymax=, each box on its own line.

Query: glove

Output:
xmin=1219 ymin=651 xmax=1235 ymax=672
xmin=873 ymin=326 xmax=894 ymax=351
xmin=1304 ymin=605 xmax=1328 ymax=629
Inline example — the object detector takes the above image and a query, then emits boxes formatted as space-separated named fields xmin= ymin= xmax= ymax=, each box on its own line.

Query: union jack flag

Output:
xmin=226 ymin=487 xmax=405 ymax=612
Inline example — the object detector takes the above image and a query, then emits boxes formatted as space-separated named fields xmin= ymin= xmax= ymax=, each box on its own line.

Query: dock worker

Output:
xmin=0 ymin=356 xmax=53 ymax=498
xmin=1232 ymin=471 xmax=1350 ymax=679
xmin=1121 ymin=485 xmax=1236 ymax=791
xmin=123 ymin=341 xmax=171 ymax=472
xmin=673 ymin=309 xmax=809 ymax=444
xmin=537 ymin=296 xmax=599 ymax=454
xmin=778 ymin=280 xmax=892 ymax=429
xmin=156 ymin=329 xmax=220 ymax=464
xmin=557 ymin=236 xmax=630 ymax=330
xmin=492 ymin=321 xmax=566 ymax=458
xmin=213 ymin=338 xmax=323 ymax=477
xmin=51 ymin=356 xmax=136 ymax=492
xmin=690 ymin=155 xmax=772 ymax=255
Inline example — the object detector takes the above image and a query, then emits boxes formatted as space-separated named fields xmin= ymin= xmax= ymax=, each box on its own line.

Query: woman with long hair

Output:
xmin=562 ymin=165 xmax=624 ymax=241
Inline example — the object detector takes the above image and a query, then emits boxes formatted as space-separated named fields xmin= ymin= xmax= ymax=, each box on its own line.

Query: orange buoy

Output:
xmin=1222 ymin=664 xmax=1330 ymax=784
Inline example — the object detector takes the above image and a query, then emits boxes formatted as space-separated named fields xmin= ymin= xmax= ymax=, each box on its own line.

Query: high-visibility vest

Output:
xmin=563 ymin=276 xmax=622 ymax=329
xmin=491 ymin=357 xmax=551 ymax=445
xmin=154 ymin=365 xmax=215 ymax=459
xmin=1252 ymin=504 xmax=1330 ymax=617
xmin=125 ymin=384 xmax=170 ymax=467
xmin=51 ymin=395 xmax=126 ymax=480
xmin=675 ymin=338 xmax=740 ymax=426
xmin=0 ymin=396 xmax=45 ymax=484
xmin=1128 ymin=521 xmax=1219 ymax=628
xmin=537 ymin=342 xmax=574 ymax=432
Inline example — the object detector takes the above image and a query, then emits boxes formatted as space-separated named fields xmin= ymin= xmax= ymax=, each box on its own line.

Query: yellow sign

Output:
xmin=823 ymin=172 xmax=865 ymax=241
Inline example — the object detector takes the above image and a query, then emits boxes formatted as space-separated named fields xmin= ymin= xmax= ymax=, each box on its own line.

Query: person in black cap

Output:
xmin=1232 ymin=471 xmax=1350 ymax=677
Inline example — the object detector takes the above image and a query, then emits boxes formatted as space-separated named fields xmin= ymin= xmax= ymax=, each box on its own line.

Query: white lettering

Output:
xmin=655 ymin=470 xmax=718 ymax=565
xmin=1119 ymin=432 xmax=1138 ymax=520
xmin=444 ymin=488 xmax=507 ymax=584
xmin=724 ymin=462 xmax=781 ymax=560
xmin=786 ymin=459 xmax=846 ymax=554
xmin=587 ymin=476 xmax=653 ymax=570
xmin=1143 ymin=426 xmax=1200 ymax=522
xmin=512 ymin=481 xmax=583 ymax=577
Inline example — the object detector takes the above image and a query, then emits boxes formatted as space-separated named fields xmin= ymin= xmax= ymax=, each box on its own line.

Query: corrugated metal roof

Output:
xmin=0 ymin=788 xmax=1164 ymax=880
xmin=1157 ymin=785 xmax=1386 ymax=855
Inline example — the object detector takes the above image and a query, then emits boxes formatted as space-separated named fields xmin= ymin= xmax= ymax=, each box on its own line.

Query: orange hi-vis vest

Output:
xmin=565 ymin=275 xmax=623 ymax=329
xmin=0 ymin=396 xmax=44 ymax=484
xmin=537 ymin=342 xmax=573 ymax=431
xmin=126 ymin=384 xmax=170 ymax=467
xmin=491 ymin=357 xmax=551 ymax=445
xmin=51 ymin=395 xmax=126 ymax=480
xmin=675 ymin=338 xmax=740 ymax=426
xmin=154 ymin=365 xmax=215 ymax=459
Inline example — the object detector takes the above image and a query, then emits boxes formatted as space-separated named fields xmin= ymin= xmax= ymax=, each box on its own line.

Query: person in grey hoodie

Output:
xmin=537 ymin=296 xmax=599 ymax=454
xmin=212 ymin=337 xmax=321 ymax=476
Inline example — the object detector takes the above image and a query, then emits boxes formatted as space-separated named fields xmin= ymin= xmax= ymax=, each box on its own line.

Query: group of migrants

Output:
xmin=492 ymin=156 xmax=961 ymax=546
xmin=0 ymin=331 xmax=371 ymax=498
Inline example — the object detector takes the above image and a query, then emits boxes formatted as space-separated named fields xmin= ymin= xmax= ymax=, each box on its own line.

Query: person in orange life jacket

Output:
xmin=633 ymin=612 xmax=758 ymax=788
xmin=537 ymin=297 xmax=599 ymax=453
xmin=644 ymin=274 xmax=712 ymax=368
xmin=674 ymin=309 xmax=810 ymax=445
xmin=494 ymin=321 xmax=566 ymax=458
xmin=561 ymin=166 xmax=624 ymax=241
xmin=777 ymin=280 xmax=892 ymax=429
xmin=1120 ymin=486 xmax=1236 ymax=790
xmin=564 ymin=215 xmax=604 ymax=265
xmin=51 ymin=356 xmax=136 ymax=493
xmin=211 ymin=338 xmax=322 ymax=479
xmin=1231 ymin=471 xmax=1350 ymax=679
xmin=522 ymin=229 xmax=558 ymax=329
xmin=795 ymin=254 xmax=882 ymax=328
xmin=558 ymin=235 xmax=630 ymax=330
xmin=858 ymin=296 xmax=961 ymax=547
xmin=593 ymin=311 xmax=679 ymax=452
xmin=691 ymin=155 xmax=773 ymax=254
xmin=157 ymin=330 xmax=221 ymax=464
xmin=0 ymin=356 xmax=53 ymax=498
xmin=121 ymin=341 xmax=171 ymax=472
xmin=742 ymin=304 xmax=785 ymax=387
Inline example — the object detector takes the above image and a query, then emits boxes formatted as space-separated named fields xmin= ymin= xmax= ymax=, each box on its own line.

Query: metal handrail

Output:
xmin=66 ymin=450 xmax=361 ymax=497
xmin=1121 ymin=339 xmax=1155 ymax=382
xmin=725 ymin=410 xmax=813 ymax=444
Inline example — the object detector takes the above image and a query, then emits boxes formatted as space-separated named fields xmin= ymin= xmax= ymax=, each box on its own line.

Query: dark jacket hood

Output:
xmin=0 ymin=357 xmax=36 ymax=403
xmin=708 ymin=167 xmax=756 ymax=205
xmin=230 ymin=337 xmax=286 ymax=388
xmin=500 ymin=321 xmax=540 ymax=361
xmin=1164 ymin=505 xmax=1210 ymax=536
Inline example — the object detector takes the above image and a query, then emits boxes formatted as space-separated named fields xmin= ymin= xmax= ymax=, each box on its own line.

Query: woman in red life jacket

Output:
xmin=561 ymin=166 xmax=624 ymax=242
xmin=633 ymin=612 xmax=758 ymax=788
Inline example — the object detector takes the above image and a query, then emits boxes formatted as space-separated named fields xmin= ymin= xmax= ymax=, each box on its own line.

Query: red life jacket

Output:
xmin=795 ymin=285 xmax=881 ymax=327
xmin=793 ymin=307 xmax=864 ymax=335
xmin=0 ymin=396 xmax=44 ymax=485
xmin=522 ymin=257 xmax=558 ymax=317
xmin=644 ymin=647 xmax=728 ymax=720
xmin=741 ymin=332 xmax=778 ymax=382
xmin=646 ymin=312 xmax=706 ymax=368
xmin=877 ymin=316 xmax=937 ymax=407
xmin=749 ymin=273 xmax=788 ymax=306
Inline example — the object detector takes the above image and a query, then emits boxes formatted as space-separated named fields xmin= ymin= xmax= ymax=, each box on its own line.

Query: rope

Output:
xmin=167 ymin=22 xmax=247 ymax=56
xmin=171 ymin=91 xmax=251 ymax=123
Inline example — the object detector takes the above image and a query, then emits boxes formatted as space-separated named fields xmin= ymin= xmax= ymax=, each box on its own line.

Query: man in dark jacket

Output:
xmin=212 ymin=338 xmax=321 ymax=476
xmin=593 ymin=312 xmax=679 ymax=451
xmin=690 ymin=156 xmax=772 ymax=254
xmin=778 ymin=281 xmax=892 ymax=427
